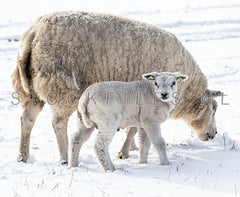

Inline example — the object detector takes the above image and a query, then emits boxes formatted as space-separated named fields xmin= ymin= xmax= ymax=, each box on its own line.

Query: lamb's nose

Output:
xmin=161 ymin=93 xmax=168 ymax=99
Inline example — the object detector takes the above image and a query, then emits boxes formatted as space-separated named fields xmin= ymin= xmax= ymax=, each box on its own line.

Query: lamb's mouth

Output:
xmin=160 ymin=97 xmax=171 ymax=102
xmin=161 ymin=96 xmax=169 ymax=100
xmin=160 ymin=94 xmax=170 ymax=101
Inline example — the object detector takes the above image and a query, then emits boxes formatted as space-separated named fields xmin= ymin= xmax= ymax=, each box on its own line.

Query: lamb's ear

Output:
xmin=204 ymin=89 xmax=222 ymax=98
xmin=142 ymin=72 xmax=160 ymax=81
xmin=173 ymin=72 xmax=188 ymax=82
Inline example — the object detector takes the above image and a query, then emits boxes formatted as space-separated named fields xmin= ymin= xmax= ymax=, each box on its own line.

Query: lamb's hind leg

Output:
xmin=118 ymin=127 xmax=137 ymax=159
xmin=95 ymin=129 xmax=117 ymax=171
xmin=18 ymin=101 xmax=44 ymax=162
xmin=68 ymin=119 xmax=95 ymax=168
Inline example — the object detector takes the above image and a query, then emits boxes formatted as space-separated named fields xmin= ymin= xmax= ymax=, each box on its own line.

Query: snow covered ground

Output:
xmin=0 ymin=0 xmax=240 ymax=196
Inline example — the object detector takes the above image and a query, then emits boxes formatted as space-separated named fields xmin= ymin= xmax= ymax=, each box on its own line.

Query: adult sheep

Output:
xmin=11 ymin=11 xmax=221 ymax=164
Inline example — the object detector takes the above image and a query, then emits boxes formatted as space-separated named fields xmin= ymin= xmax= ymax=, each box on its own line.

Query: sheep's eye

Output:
xmin=171 ymin=81 xmax=176 ymax=87
xmin=155 ymin=82 xmax=158 ymax=86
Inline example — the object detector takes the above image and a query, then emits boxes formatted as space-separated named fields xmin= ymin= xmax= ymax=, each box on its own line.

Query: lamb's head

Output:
xmin=142 ymin=71 xmax=188 ymax=102
xmin=189 ymin=90 xmax=222 ymax=141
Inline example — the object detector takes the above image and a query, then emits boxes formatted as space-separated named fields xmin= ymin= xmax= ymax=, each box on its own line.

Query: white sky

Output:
xmin=1 ymin=0 xmax=238 ymax=22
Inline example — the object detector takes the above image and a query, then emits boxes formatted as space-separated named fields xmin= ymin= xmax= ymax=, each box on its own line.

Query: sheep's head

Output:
xmin=142 ymin=71 xmax=188 ymax=102
xmin=189 ymin=90 xmax=222 ymax=141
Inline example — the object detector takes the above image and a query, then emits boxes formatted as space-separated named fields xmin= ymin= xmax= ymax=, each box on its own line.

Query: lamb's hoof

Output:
xmin=17 ymin=154 xmax=27 ymax=162
xmin=138 ymin=159 xmax=147 ymax=164
xmin=160 ymin=160 xmax=170 ymax=165
xmin=68 ymin=163 xmax=78 ymax=168
xmin=117 ymin=152 xmax=129 ymax=160
xmin=104 ymin=166 xmax=116 ymax=172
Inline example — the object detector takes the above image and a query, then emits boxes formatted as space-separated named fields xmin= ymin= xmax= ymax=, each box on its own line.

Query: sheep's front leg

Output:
xmin=95 ymin=129 xmax=116 ymax=171
xmin=68 ymin=122 xmax=95 ymax=168
xmin=143 ymin=124 xmax=169 ymax=165
xmin=138 ymin=128 xmax=151 ymax=164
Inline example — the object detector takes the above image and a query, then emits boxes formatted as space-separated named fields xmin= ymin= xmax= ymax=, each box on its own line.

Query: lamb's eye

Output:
xmin=155 ymin=82 xmax=158 ymax=86
xmin=171 ymin=81 xmax=176 ymax=87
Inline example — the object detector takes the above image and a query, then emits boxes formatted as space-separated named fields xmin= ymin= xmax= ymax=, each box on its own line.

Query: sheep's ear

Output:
xmin=173 ymin=72 xmax=188 ymax=82
xmin=204 ymin=89 xmax=222 ymax=98
xmin=142 ymin=72 xmax=160 ymax=81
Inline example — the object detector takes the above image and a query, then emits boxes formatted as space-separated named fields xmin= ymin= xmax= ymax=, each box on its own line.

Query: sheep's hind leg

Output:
xmin=130 ymin=137 xmax=138 ymax=151
xmin=138 ymin=128 xmax=151 ymax=164
xmin=18 ymin=101 xmax=44 ymax=162
xmin=118 ymin=127 xmax=137 ymax=159
xmin=95 ymin=129 xmax=117 ymax=172
xmin=68 ymin=120 xmax=95 ymax=168
xmin=52 ymin=114 xmax=70 ymax=165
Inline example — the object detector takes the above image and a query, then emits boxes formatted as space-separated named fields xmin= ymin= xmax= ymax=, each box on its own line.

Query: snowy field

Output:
xmin=0 ymin=0 xmax=240 ymax=196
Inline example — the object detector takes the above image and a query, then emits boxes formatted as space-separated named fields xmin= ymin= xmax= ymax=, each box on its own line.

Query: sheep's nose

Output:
xmin=161 ymin=93 xmax=168 ymax=99
xmin=207 ymin=132 xmax=216 ymax=140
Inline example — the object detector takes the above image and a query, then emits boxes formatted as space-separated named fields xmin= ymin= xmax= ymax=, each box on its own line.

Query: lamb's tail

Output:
xmin=11 ymin=28 xmax=35 ymax=94
xmin=79 ymin=92 xmax=94 ymax=128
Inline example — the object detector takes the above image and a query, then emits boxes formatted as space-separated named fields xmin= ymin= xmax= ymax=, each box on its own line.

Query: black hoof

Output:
xmin=118 ymin=153 xmax=128 ymax=160
xmin=61 ymin=161 xmax=68 ymax=165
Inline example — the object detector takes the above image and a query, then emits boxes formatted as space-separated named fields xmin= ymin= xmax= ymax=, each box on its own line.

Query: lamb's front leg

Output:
xmin=138 ymin=128 xmax=151 ymax=164
xmin=143 ymin=124 xmax=169 ymax=165
xmin=95 ymin=129 xmax=116 ymax=171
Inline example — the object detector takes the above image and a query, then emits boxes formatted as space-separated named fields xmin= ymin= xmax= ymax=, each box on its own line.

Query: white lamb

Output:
xmin=68 ymin=71 xmax=188 ymax=171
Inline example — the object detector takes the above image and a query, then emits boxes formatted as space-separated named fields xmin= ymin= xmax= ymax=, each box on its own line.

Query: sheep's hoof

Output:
xmin=117 ymin=152 xmax=129 ymax=160
xmin=61 ymin=160 xmax=68 ymax=165
xmin=130 ymin=147 xmax=139 ymax=151
xmin=17 ymin=154 xmax=27 ymax=162
xmin=130 ymin=146 xmax=138 ymax=151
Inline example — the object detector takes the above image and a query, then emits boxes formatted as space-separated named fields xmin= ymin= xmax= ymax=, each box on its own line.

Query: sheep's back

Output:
xmin=23 ymin=11 xmax=207 ymax=118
